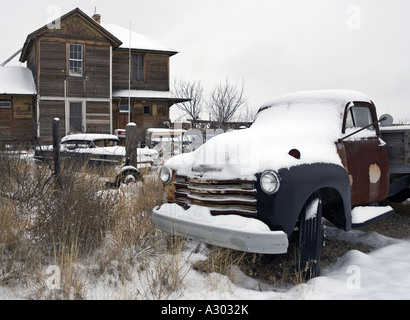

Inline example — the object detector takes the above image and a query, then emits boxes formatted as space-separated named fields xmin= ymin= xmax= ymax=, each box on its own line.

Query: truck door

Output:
xmin=336 ymin=102 xmax=390 ymax=206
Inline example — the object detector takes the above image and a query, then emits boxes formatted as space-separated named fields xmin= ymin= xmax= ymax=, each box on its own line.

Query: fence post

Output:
xmin=52 ymin=118 xmax=61 ymax=188
xmin=125 ymin=122 xmax=138 ymax=167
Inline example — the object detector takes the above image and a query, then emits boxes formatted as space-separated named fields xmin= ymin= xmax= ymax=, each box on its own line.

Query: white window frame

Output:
xmin=132 ymin=53 xmax=145 ymax=82
xmin=69 ymin=43 xmax=84 ymax=77
xmin=0 ymin=101 xmax=11 ymax=109
xmin=144 ymin=105 xmax=152 ymax=115
xmin=66 ymin=101 xmax=86 ymax=134
xmin=119 ymin=104 xmax=130 ymax=114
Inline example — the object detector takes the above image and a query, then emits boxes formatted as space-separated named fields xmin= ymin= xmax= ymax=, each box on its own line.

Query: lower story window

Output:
xmin=144 ymin=105 xmax=152 ymax=115
xmin=119 ymin=105 xmax=130 ymax=113
xmin=157 ymin=105 xmax=166 ymax=116
xmin=0 ymin=101 xmax=11 ymax=108
xmin=69 ymin=102 xmax=83 ymax=133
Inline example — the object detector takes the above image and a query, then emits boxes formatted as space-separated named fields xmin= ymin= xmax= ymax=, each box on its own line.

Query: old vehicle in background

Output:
xmin=152 ymin=90 xmax=410 ymax=279
xmin=146 ymin=128 xmax=194 ymax=160
xmin=34 ymin=133 xmax=159 ymax=186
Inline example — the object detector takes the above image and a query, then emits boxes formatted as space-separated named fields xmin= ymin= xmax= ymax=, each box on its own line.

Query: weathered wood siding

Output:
xmin=145 ymin=53 xmax=169 ymax=90
xmin=38 ymin=41 xmax=111 ymax=98
xmin=0 ymin=96 xmax=35 ymax=141
xmin=112 ymin=51 xmax=170 ymax=91
xmin=26 ymin=14 xmax=115 ymax=142
xmin=38 ymin=41 xmax=66 ymax=97
xmin=86 ymin=101 xmax=111 ymax=133
xmin=112 ymin=98 xmax=170 ymax=143
xmin=38 ymin=100 xmax=66 ymax=142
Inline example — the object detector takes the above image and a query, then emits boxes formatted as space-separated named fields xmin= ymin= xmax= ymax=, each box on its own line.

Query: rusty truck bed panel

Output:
xmin=381 ymin=126 xmax=410 ymax=174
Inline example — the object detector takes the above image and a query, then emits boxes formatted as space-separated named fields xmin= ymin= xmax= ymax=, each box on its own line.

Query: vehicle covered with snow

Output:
xmin=152 ymin=90 xmax=410 ymax=278
xmin=34 ymin=133 xmax=159 ymax=171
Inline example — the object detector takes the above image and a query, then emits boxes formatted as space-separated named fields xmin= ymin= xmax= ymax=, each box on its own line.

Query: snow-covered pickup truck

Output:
xmin=152 ymin=90 xmax=410 ymax=278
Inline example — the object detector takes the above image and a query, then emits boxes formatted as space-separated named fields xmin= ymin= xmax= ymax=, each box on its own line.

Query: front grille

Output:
xmin=174 ymin=175 xmax=258 ymax=217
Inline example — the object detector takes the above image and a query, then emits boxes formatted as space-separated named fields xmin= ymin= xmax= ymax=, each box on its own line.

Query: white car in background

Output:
xmin=34 ymin=134 xmax=159 ymax=185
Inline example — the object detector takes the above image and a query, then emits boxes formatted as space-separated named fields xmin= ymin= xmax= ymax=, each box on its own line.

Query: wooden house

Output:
xmin=0 ymin=66 xmax=37 ymax=142
xmin=0 ymin=7 xmax=188 ymax=144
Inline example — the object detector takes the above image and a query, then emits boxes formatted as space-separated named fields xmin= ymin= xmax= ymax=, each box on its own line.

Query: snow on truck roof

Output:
xmin=259 ymin=90 xmax=372 ymax=112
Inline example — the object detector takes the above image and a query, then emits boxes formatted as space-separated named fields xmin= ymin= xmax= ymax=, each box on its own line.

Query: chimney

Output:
xmin=92 ymin=13 xmax=101 ymax=24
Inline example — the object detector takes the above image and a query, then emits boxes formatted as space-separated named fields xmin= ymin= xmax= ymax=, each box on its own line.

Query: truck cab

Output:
xmin=337 ymin=101 xmax=390 ymax=206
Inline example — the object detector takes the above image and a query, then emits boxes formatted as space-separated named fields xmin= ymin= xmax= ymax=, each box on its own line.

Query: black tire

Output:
xmin=388 ymin=189 xmax=410 ymax=203
xmin=114 ymin=169 xmax=141 ymax=188
xmin=298 ymin=193 xmax=324 ymax=280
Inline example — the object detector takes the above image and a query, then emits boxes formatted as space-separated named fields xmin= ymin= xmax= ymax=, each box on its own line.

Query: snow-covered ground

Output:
xmin=1 ymin=198 xmax=409 ymax=301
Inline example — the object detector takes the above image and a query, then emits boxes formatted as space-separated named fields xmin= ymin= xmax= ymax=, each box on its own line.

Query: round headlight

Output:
xmin=260 ymin=171 xmax=280 ymax=195
xmin=160 ymin=166 xmax=173 ymax=184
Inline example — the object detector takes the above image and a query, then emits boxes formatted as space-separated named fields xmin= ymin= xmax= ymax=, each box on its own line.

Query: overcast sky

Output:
xmin=1 ymin=0 xmax=410 ymax=121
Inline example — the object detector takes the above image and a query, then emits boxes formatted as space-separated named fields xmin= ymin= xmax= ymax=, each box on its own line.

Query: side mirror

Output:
xmin=379 ymin=114 xmax=393 ymax=127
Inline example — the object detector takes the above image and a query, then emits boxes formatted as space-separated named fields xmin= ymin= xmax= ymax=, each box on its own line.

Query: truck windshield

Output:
xmin=345 ymin=106 xmax=374 ymax=130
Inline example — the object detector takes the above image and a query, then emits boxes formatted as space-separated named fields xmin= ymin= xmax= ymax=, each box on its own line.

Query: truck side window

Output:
xmin=346 ymin=106 xmax=374 ymax=130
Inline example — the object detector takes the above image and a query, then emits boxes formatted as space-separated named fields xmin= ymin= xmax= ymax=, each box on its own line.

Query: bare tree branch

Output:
xmin=207 ymin=77 xmax=248 ymax=127
xmin=235 ymin=105 xmax=257 ymax=123
xmin=172 ymin=79 xmax=204 ymax=128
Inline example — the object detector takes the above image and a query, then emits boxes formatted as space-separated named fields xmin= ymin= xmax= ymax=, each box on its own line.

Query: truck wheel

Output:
xmin=114 ymin=169 xmax=141 ymax=188
xmin=388 ymin=189 xmax=410 ymax=203
xmin=298 ymin=193 xmax=324 ymax=280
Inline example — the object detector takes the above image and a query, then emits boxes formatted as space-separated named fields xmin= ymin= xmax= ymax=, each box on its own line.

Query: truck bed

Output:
xmin=381 ymin=125 xmax=410 ymax=174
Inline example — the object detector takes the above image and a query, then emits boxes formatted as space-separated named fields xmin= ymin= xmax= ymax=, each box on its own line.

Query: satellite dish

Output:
xmin=379 ymin=114 xmax=394 ymax=127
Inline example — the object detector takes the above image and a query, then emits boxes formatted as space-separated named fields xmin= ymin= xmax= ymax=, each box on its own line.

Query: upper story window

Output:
xmin=132 ymin=54 xmax=144 ymax=82
xmin=0 ymin=101 xmax=11 ymax=109
xmin=69 ymin=44 xmax=83 ymax=76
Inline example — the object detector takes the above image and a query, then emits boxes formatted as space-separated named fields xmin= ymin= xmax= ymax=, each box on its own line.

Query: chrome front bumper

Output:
xmin=152 ymin=204 xmax=288 ymax=254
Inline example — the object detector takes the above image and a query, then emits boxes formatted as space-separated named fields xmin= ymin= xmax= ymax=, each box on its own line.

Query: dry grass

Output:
xmin=0 ymin=144 xmax=171 ymax=299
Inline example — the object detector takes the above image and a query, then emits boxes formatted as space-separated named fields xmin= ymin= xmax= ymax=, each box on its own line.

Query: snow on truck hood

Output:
xmin=167 ymin=90 xmax=374 ymax=180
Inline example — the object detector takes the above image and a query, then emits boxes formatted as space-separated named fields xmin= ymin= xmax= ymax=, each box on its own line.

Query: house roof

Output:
xmin=0 ymin=66 xmax=36 ymax=95
xmin=19 ymin=7 xmax=179 ymax=62
xmin=102 ymin=24 xmax=178 ymax=56
xmin=19 ymin=7 xmax=123 ymax=62
xmin=113 ymin=89 xmax=190 ymax=105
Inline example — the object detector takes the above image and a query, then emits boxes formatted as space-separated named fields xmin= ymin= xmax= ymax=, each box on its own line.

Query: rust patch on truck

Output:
xmin=164 ymin=173 xmax=177 ymax=203
xmin=369 ymin=164 xmax=381 ymax=184
xmin=337 ymin=137 xmax=389 ymax=206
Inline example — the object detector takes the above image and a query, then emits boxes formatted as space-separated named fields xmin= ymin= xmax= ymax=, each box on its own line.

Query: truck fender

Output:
xmin=256 ymin=163 xmax=352 ymax=237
